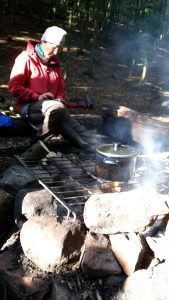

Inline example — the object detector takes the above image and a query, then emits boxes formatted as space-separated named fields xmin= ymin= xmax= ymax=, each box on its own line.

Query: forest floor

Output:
xmin=1 ymin=14 xmax=169 ymax=299
xmin=1 ymin=15 xmax=169 ymax=136
xmin=1 ymin=15 xmax=169 ymax=155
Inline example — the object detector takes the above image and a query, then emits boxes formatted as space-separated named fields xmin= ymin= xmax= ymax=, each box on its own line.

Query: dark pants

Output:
xmin=20 ymin=100 xmax=88 ymax=146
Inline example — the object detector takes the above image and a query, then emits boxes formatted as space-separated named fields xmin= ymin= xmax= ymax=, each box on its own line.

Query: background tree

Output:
xmin=1 ymin=0 xmax=169 ymax=81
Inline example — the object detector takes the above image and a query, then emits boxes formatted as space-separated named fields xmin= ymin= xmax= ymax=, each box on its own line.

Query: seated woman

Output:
xmin=8 ymin=26 xmax=88 ymax=148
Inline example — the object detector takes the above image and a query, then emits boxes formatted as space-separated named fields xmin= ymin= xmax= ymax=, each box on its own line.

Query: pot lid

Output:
xmin=96 ymin=143 xmax=138 ymax=158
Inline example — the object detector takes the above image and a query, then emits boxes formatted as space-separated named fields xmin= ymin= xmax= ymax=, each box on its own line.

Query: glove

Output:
xmin=64 ymin=96 xmax=93 ymax=109
xmin=38 ymin=92 xmax=54 ymax=101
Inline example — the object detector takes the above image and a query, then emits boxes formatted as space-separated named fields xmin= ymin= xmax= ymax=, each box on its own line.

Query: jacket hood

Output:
xmin=26 ymin=40 xmax=38 ymax=55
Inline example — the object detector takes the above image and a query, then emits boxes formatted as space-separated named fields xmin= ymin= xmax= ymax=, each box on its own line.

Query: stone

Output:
xmin=109 ymin=233 xmax=145 ymax=276
xmin=104 ymin=273 xmax=126 ymax=286
xmin=119 ymin=262 xmax=169 ymax=300
xmin=146 ymin=235 xmax=169 ymax=261
xmin=81 ymin=232 xmax=122 ymax=277
xmin=50 ymin=279 xmax=76 ymax=300
xmin=14 ymin=188 xmax=58 ymax=222
xmin=144 ymin=218 xmax=166 ymax=237
xmin=0 ymin=165 xmax=35 ymax=194
xmin=83 ymin=186 xmax=169 ymax=234
xmin=20 ymin=216 xmax=86 ymax=272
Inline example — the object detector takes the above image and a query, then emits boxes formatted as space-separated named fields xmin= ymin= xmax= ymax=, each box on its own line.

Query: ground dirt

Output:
xmin=1 ymin=14 xmax=169 ymax=300
xmin=1 ymin=15 xmax=169 ymax=152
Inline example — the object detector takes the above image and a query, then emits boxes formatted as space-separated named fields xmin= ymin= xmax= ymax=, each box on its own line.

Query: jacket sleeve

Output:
xmin=8 ymin=52 xmax=39 ymax=102
xmin=55 ymin=65 xmax=66 ymax=101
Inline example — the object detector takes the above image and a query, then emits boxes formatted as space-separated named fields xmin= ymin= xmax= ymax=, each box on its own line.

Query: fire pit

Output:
xmin=1 ymin=126 xmax=169 ymax=300
xmin=14 ymin=138 xmax=169 ymax=221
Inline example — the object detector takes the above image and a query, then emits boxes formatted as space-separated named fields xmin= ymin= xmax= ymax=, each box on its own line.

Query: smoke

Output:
xmin=112 ymin=24 xmax=169 ymax=105
xmin=136 ymin=131 xmax=168 ymax=186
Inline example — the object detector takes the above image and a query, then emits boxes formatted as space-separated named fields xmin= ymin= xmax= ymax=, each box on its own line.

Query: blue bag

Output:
xmin=0 ymin=112 xmax=13 ymax=127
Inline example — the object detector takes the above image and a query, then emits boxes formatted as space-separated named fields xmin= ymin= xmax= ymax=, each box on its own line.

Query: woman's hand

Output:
xmin=38 ymin=92 xmax=54 ymax=101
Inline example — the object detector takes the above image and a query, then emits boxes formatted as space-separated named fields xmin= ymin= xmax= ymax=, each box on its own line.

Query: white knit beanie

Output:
xmin=41 ymin=26 xmax=67 ymax=46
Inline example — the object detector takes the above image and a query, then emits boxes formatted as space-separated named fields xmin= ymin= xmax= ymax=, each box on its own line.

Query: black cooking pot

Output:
xmin=95 ymin=143 xmax=138 ymax=182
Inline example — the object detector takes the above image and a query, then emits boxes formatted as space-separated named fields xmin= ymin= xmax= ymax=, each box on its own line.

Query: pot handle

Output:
xmin=103 ymin=158 xmax=119 ymax=165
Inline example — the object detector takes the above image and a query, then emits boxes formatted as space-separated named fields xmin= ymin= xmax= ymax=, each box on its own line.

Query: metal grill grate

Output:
xmin=15 ymin=143 xmax=169 ymax=220
xmin=16 ymin=150 xmax=102 ymax=220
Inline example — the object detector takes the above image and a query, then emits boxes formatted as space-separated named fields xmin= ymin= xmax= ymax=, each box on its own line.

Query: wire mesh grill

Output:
xmin=16 ymin=150 xmax=102 ymax=219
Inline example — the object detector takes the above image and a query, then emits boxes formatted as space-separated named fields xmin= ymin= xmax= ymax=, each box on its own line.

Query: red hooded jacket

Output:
xmin=8 ymin=41 xmax=66 ymax=113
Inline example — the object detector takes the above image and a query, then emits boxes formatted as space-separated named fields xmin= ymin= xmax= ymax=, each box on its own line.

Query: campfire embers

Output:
xmin=99 ymin=181 xmax=139 ymax=193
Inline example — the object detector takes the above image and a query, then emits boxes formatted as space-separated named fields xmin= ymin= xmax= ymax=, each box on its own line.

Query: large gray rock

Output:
xmin=20 ymin=216 xmax=86 ymax=272
xmin=0 ymin=165 xmax=35 ymax=194
xmin=14 ymin=188 xmax=58 ymax=220
xmin=84 ymin=186 xmax=169 ymax=234
xmin=119 ymin=262 xmax=169 ymax=300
